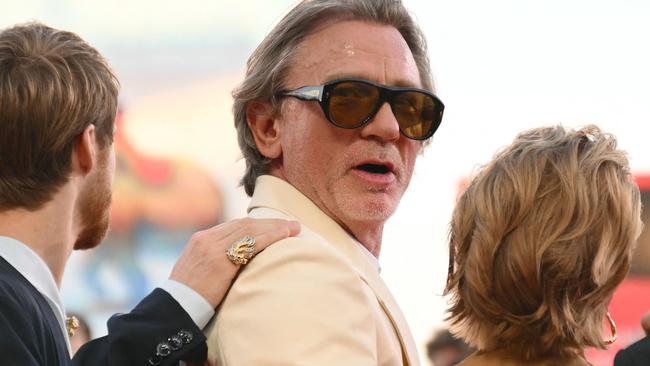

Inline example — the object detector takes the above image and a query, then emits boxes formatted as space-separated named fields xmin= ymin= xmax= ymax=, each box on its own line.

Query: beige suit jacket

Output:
xmin=205 ymin=175 xmax=419 ymax=365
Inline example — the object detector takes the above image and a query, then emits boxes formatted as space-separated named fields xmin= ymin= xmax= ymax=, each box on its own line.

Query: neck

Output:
xmin=268 ymin=167 xmax=386 ymax=257
xmin=0 ymin=187 xmax=78 ymax=287
xmin=346 ymin=222 xmax=384 ymax=257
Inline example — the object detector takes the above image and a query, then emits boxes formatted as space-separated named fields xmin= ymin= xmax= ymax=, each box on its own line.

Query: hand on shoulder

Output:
xmin=169 ymin=218 xmax=300 ymax=307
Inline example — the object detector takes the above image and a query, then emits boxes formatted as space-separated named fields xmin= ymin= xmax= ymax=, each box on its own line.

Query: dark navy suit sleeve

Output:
xmin=72 ymin=288 xmax=207 ymax=366
xmin=614 ymin=335 xmax=650 ymax=366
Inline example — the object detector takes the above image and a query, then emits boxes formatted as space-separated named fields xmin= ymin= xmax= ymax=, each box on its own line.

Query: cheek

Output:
xmin=280 ymin=101 xmax=334 ymax=157
xmin=398 ymin=142 xmax=420 ymax=185
xmin=402 ymin=142 xmax=420 ymax=166
xmin=282 ymin=135 xmax=330 ymax=172
xmin=110 ymin=155 xmax=117 ymax=181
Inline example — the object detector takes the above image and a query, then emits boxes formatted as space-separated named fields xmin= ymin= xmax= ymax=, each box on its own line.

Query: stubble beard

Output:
xmin=73 ymin=167 xmax=112 ymax=251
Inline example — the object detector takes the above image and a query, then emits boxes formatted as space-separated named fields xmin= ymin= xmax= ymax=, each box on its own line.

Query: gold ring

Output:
xmin=226 ymin=235 xmax=256 ymax=265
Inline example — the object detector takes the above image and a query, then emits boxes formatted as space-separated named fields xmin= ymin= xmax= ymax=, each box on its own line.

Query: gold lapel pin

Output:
xmin=66 ymin=315 xmax=79 ymax=337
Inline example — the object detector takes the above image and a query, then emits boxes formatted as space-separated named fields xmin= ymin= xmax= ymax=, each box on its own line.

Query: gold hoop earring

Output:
xmin=604 ymin=312 xmax=617 ymax=344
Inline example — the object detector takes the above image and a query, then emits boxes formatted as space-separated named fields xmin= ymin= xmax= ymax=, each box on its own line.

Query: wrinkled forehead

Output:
xmin=288 ymin=20 xmax=421 ymax=88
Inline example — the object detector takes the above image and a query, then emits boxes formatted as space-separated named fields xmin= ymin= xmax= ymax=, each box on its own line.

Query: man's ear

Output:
xmin=72 ymin=124 xmax=97 ymax=176
xmin=247 ymin=101 xmax=282 ymax=159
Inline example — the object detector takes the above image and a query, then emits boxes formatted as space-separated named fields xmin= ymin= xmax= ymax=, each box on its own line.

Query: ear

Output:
xmin=247 ymin=101 xmax=283 ymax=159
xmin=72 ymin=124 xmax=98 ymax=176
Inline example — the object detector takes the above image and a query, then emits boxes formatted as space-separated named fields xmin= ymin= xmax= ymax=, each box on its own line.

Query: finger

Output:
xmin=203 ymin=217 xmax=259 ymax=240
xmin=215 ymin=220 xmax=299 ymax=270
xmin=198 ymin=218 xmax=292 ymax=248
xmin=218 ymin=218 xmax=300 ymax=246
xmin=250 ymin=223 xmax=301 ymax=256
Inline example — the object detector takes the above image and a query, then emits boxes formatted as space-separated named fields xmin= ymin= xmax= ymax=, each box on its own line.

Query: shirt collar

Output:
xmin=357 ymin=240 xmax=381 ymax=272
xmin=0 ymin=235 xmax=71 ymax=351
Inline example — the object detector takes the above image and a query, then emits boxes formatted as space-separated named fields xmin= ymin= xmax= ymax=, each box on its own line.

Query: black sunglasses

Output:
xmin=277 ymin=78 xmax=444 ymax=140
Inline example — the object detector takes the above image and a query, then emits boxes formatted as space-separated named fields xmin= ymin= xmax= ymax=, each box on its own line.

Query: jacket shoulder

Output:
xmin=205 ymin=235 xmax=377 ymax=364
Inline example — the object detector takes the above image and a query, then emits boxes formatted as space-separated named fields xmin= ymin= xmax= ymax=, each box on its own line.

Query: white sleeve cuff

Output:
xmin=159 ymin=279 xmax=215 ymax=329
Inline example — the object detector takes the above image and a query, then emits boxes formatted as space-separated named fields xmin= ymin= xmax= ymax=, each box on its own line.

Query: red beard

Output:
xmin=73 ymin=158 xmax=112 ymax=251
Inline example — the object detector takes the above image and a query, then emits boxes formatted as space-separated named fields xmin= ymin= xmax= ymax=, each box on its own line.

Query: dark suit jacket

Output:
xmin=1 ymin=256 xmax=207 ymax=366
xmin=0 ymin=256 xmax=70 ymax=365
xmin=614 ymin=335 xmax=650 ymax=366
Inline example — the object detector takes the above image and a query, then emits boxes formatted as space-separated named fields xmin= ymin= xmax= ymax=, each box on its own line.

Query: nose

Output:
xmin=359 ymin=102 xmax=400 ymax=142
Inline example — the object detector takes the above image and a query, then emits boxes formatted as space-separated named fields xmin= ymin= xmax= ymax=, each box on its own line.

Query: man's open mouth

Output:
xmin=355 ymin=163 xmax=392 ymax=175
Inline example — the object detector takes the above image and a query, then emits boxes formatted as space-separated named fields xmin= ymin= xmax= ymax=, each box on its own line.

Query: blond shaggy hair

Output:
xmin=444 ymin=125 xmax=643 ymax=360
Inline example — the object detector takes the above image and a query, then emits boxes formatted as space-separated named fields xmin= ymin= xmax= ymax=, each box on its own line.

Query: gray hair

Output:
xmin=233 ymin=0 xmax=435 ymax=196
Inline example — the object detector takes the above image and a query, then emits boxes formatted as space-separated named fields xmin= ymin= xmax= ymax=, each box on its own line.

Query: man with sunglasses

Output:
xmin=204 ymin=1 xmax=443 ymax=365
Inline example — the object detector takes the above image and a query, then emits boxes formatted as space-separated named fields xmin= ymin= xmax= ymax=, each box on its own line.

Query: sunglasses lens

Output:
xmin=392 ymin=91 xmax=436 ymax=139
xmin=328 ymin=81 xmax=380 ymax=127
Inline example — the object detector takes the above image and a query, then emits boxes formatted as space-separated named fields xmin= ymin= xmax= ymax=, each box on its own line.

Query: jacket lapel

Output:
xmin=354 ymin=253 xmax=419 ymax=366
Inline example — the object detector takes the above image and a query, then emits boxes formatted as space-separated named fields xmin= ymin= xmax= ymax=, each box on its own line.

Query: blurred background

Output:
xmin=2 ymin=1 xmax=649 ymax=364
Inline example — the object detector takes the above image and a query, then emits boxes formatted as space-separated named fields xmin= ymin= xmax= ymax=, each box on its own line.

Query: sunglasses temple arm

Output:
xmin=282 ymin=86 xmax=324 ymax=101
